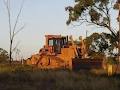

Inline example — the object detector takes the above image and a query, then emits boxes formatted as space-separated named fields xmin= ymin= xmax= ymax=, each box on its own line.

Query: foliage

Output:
xmin=85 ymin=32 xmax=117 ymax=57
xmin=66 ymin=0 xmax=117 ymax=41
xmin=0 ymin=48 xmax=9 ymax=63
xmin=114 ymin=0 xmax=120 ymax=9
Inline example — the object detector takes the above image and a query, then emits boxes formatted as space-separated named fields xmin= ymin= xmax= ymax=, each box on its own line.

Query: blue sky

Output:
xmin=0 ymin=0 xmax=119 ymax=59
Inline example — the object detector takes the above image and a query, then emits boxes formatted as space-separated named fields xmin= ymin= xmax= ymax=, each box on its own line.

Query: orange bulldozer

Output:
xmin=26 ymin=35 xmax=103 ymax=70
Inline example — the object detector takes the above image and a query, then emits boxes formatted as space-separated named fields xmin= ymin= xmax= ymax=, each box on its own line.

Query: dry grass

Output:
xmin=0 ymin=64 xmax=120 ymax=90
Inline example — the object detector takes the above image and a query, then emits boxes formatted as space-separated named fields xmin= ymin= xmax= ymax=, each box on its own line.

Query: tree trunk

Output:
xmin=9 ymin=40 xmax=12 ymax=64
xmin=118 ymin=5 xmax=120 ymax=63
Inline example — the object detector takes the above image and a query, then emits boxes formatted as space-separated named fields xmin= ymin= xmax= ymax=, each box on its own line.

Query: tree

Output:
xmin=85 ymin=32 xmax=118 ymax=58
xmin=66 ymin=0 xmax=118 ymax=41
xmin=3 ymin=0 xmax=25 ymax=64
xmin=0 ymin=48 xmax=9 ymax=63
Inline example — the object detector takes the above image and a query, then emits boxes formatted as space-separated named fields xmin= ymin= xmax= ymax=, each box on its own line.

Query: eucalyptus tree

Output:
xmin=66 ymin=0 xmax=117 ymax=36
xmin=66 ymin=0 xmax=119 ymax=58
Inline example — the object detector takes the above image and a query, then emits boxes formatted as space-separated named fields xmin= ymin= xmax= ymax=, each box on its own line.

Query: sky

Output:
xmin=0 ymin=0 xmax=119 ymax=59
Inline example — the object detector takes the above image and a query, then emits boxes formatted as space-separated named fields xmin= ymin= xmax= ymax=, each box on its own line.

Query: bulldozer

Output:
xmin=26 ymin=35 xmax=103 ymax=70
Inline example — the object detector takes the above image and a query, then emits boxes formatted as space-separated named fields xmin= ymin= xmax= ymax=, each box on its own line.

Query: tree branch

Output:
xmin=12 ymin=0 xmax=24 ymax=36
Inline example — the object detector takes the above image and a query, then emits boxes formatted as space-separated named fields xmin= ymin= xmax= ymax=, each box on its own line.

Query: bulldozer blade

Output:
xmin=72 ymin=58 xmax=103 ymax=70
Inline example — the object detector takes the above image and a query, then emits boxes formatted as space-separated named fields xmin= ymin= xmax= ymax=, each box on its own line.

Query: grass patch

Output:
xmin=0 ymin=64 xmax=120 ymax=90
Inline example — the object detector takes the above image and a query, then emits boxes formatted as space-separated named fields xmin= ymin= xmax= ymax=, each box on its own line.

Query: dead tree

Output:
xmin=3 ymin=0 xmax=25 ymax=64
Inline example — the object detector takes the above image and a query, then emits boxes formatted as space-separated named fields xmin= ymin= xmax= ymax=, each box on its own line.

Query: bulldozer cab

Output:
xmin=45 ymin=35 xmax=68 ymax=54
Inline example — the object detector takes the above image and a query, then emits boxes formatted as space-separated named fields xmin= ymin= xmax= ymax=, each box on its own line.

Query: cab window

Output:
xmin=48 ymin=39 xmax=53 ymax=46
